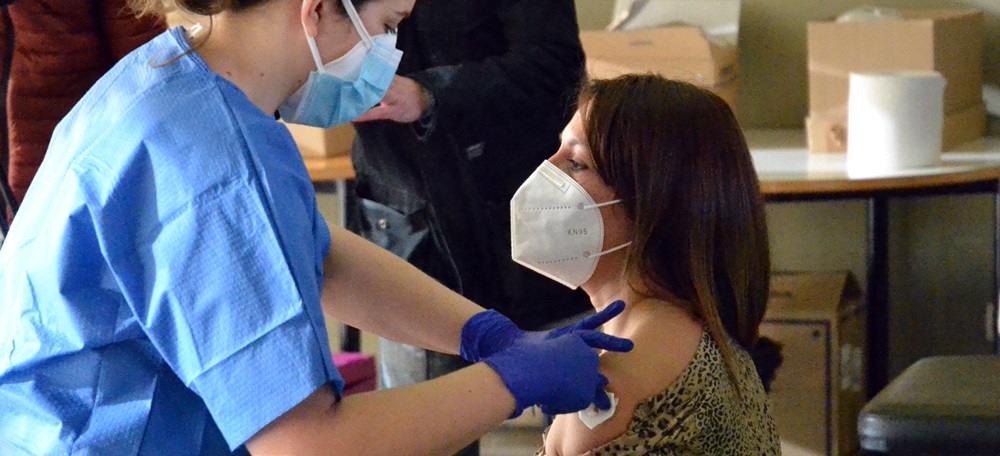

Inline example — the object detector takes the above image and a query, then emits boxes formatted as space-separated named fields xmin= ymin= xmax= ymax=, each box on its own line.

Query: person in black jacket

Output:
xmin=346 ymin=1 xmax=591 ymax=453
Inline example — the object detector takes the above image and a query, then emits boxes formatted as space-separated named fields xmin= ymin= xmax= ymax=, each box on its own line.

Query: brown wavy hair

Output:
xmin=578 ymin=74 xmax=772 ymax=391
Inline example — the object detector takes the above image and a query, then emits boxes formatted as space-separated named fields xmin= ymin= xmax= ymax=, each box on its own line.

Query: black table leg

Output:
xmin=994 ymin=181 xmax=1000 ymax=354
xmin=341 ymin=325 xmax=361 ymax=353
xmin=867 ymin=197 xmax=889 ymax=397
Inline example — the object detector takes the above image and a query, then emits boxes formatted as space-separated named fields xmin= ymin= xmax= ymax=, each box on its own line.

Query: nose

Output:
xmin=547 ymin=147 xmax=571 ymax=170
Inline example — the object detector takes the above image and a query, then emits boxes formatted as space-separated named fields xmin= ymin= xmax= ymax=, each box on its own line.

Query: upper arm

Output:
xmin=546 ymin=366 xmax=638 ymax=455
xmin=545 ymin=321 xmax=705 ymax=454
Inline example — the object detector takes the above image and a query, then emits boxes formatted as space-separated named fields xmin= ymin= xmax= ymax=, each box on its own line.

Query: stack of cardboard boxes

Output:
xmin=806 ymin=10 xmax=986 ymax=152
xmin=762 ymin=272 xmax=867 ymax=456
xmin=578 ymin=0 xmax=742 ymax=112
xmin=579 ymin=26 xmax=741 ymax=112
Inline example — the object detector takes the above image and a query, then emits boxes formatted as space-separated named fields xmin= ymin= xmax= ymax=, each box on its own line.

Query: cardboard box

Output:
xmin=806 ymin=10 xmax=985 ymax=152
xmin=580 ymin=27 xmax=740 ymax=111
xmin=761 ymin=271 xmax=866 ymax=456
xmin=805 ymin=108 xmax=848 ymax=153
xmin=806 ymin=102 xmax=987 ymax=153
xmin=283 ymin=122 xmax=357 ymax=159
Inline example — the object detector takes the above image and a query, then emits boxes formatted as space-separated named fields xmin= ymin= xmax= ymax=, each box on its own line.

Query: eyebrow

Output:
xmin=394 ymin=9 xmax=411 ymax=19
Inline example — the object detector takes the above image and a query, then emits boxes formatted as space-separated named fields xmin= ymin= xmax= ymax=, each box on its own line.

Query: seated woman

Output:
xmin=510 ymin=74 xmax=782 ymax=455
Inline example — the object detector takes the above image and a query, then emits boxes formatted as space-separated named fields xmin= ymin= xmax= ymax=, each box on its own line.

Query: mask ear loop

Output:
xmin=305 ymin=35 xmax=325 ymax=72
xmin=304 ymin=0 xmax=373 ymax=73
xmin=580 ymin=199 xmax=622 ymax=210
xmin=580 ymin=198 xmax=630 ymax=258
xmin=585 ymin=241 xmax=632 ymax=259
xmin=301 ymin=0 xmax=325 ymax=71
xmin=340 ymin=0 xmax=374 ymax=48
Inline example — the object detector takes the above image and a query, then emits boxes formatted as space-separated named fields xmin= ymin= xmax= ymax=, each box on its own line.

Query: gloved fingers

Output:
xmin=548 ymin=300 xmax=625 ymax=339
xmin=538 ymin=375 xmax=610 ymax=416
xmin=575 ymin=300 xmax=626 ymax=331
xmin=577 ymin=330 xmax=634 ymax=353
xmin=592 ymin=376 xmax=612 ymax=410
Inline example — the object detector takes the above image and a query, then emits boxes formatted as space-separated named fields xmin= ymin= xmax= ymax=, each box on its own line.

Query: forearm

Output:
xmin=246 ymin=364 xmax=514 ymax=455
xmin=246 ymin=301 xmax=634 ymax=455
xmin=320 ymin=223 xmax=483 ymax=354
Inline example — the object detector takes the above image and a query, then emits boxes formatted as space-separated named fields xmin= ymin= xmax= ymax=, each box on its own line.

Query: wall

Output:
xmin=575 ymin=0 xmax=1000 ymax=377
xmin=576 ymin=0 xmax=999 ymax=129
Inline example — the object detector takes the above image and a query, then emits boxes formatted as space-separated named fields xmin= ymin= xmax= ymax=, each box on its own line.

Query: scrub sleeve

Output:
xmin=95 ymin=177 xmax=342 ymax=447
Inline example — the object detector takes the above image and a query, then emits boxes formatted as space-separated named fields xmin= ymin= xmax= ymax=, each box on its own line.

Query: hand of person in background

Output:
xmin=483 ymin=329 xmax=632 ymax=418
xmin=353 ymin=75 xmax=429 ymax=123
xmin=460 ymin=300 xmax=628 ymax=364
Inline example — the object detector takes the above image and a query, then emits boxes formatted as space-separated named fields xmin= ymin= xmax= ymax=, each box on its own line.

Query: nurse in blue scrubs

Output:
xmin=0 ymin=0 xmax=632 ymax=454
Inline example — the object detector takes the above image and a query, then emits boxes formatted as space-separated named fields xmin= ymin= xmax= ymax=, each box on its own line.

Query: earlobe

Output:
xmin=300 ymin=0 xmax=323 ymax=37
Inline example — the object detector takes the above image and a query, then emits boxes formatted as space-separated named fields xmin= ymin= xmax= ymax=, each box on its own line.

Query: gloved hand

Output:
xmin=461 ymin=300 xmax=627 ymax=363
xmin=483 ymin=329 xmax=633 ymax=417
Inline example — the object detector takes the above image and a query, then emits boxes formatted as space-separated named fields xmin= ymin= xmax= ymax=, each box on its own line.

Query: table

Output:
xmin=306 ymin=129 xmax=1000 ymax=396
xmin=302 ymin=155 xmax=355 ymax=183
xmin=303 ymin=155 xmax=354 ymax=228
xmin=748 ymin=129 xmax=1000 ymax=396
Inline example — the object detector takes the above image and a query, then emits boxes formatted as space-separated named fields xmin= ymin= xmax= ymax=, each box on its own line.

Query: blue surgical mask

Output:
xmin=279 ymin=0 xmax=402 ymax=128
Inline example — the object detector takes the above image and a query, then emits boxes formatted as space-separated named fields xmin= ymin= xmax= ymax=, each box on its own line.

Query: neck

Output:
xmin=581 ymin=240 xmax=631 ymax=302
xmin=589 ymin=286 xmax=694 ymax=340
xmin=192 ymin=9 xmax=311 ymax=115
xmin=582 ymin=248 xmax=693 ymax=335
xmin=581 ymin=249 xmax=636 ymax=335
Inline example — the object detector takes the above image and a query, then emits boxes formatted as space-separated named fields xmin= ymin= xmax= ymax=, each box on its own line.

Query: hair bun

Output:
xmin=176 ymin=0 xmax=232 ymax=15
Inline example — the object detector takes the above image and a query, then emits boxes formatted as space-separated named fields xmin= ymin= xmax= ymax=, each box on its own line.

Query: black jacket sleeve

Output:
xmin=405 ymin=0 xmax=585 ymax=145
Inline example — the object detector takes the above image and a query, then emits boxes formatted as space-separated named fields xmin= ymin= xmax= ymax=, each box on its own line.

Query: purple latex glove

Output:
xmin=461 ymin=300 xmax=628 ymax=363
xmin=483 ymin=329 xmax=633 ymax=417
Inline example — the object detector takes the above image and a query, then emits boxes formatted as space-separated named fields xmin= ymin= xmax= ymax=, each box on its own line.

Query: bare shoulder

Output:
xmin=601 ymin=308 xmax=704 ymax=403
xmin=542 ymin=306 xmax=704 ymax=456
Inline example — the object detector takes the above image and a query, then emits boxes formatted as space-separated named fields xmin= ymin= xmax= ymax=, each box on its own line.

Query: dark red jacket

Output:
xmin=1 ymin=1 xmax=164 ymax=204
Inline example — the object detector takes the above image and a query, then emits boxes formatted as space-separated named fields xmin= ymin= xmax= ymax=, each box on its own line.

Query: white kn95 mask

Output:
xmin=510 ymin=161 xmax=631 ymax=289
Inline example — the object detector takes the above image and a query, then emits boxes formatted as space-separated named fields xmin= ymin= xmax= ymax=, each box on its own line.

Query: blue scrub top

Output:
xmin=0 ymin=27 xmax=344 ymax=454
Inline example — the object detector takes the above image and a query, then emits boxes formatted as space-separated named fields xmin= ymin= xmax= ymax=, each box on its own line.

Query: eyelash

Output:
xmin=385 ymin=25 xmax=397 ymax=34
xmin=568 ymin=159 xmax=587 ymax=171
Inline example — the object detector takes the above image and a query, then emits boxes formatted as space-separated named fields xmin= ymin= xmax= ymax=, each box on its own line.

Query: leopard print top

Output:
xmin=536 ymin=332 xmax=780 ymax=455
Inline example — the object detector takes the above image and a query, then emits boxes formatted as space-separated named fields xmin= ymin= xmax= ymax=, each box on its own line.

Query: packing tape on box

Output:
xmin=846 ymin=71 xmax=945 ymax=177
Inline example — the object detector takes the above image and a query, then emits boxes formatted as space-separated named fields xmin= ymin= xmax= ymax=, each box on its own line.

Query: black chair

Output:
xmin=858 ymin=355 xmax=1000 ymax=455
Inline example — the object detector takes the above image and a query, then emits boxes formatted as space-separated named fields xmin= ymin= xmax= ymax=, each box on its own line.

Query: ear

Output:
xmin=300 ymin=0 xmax=323 ymax=37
